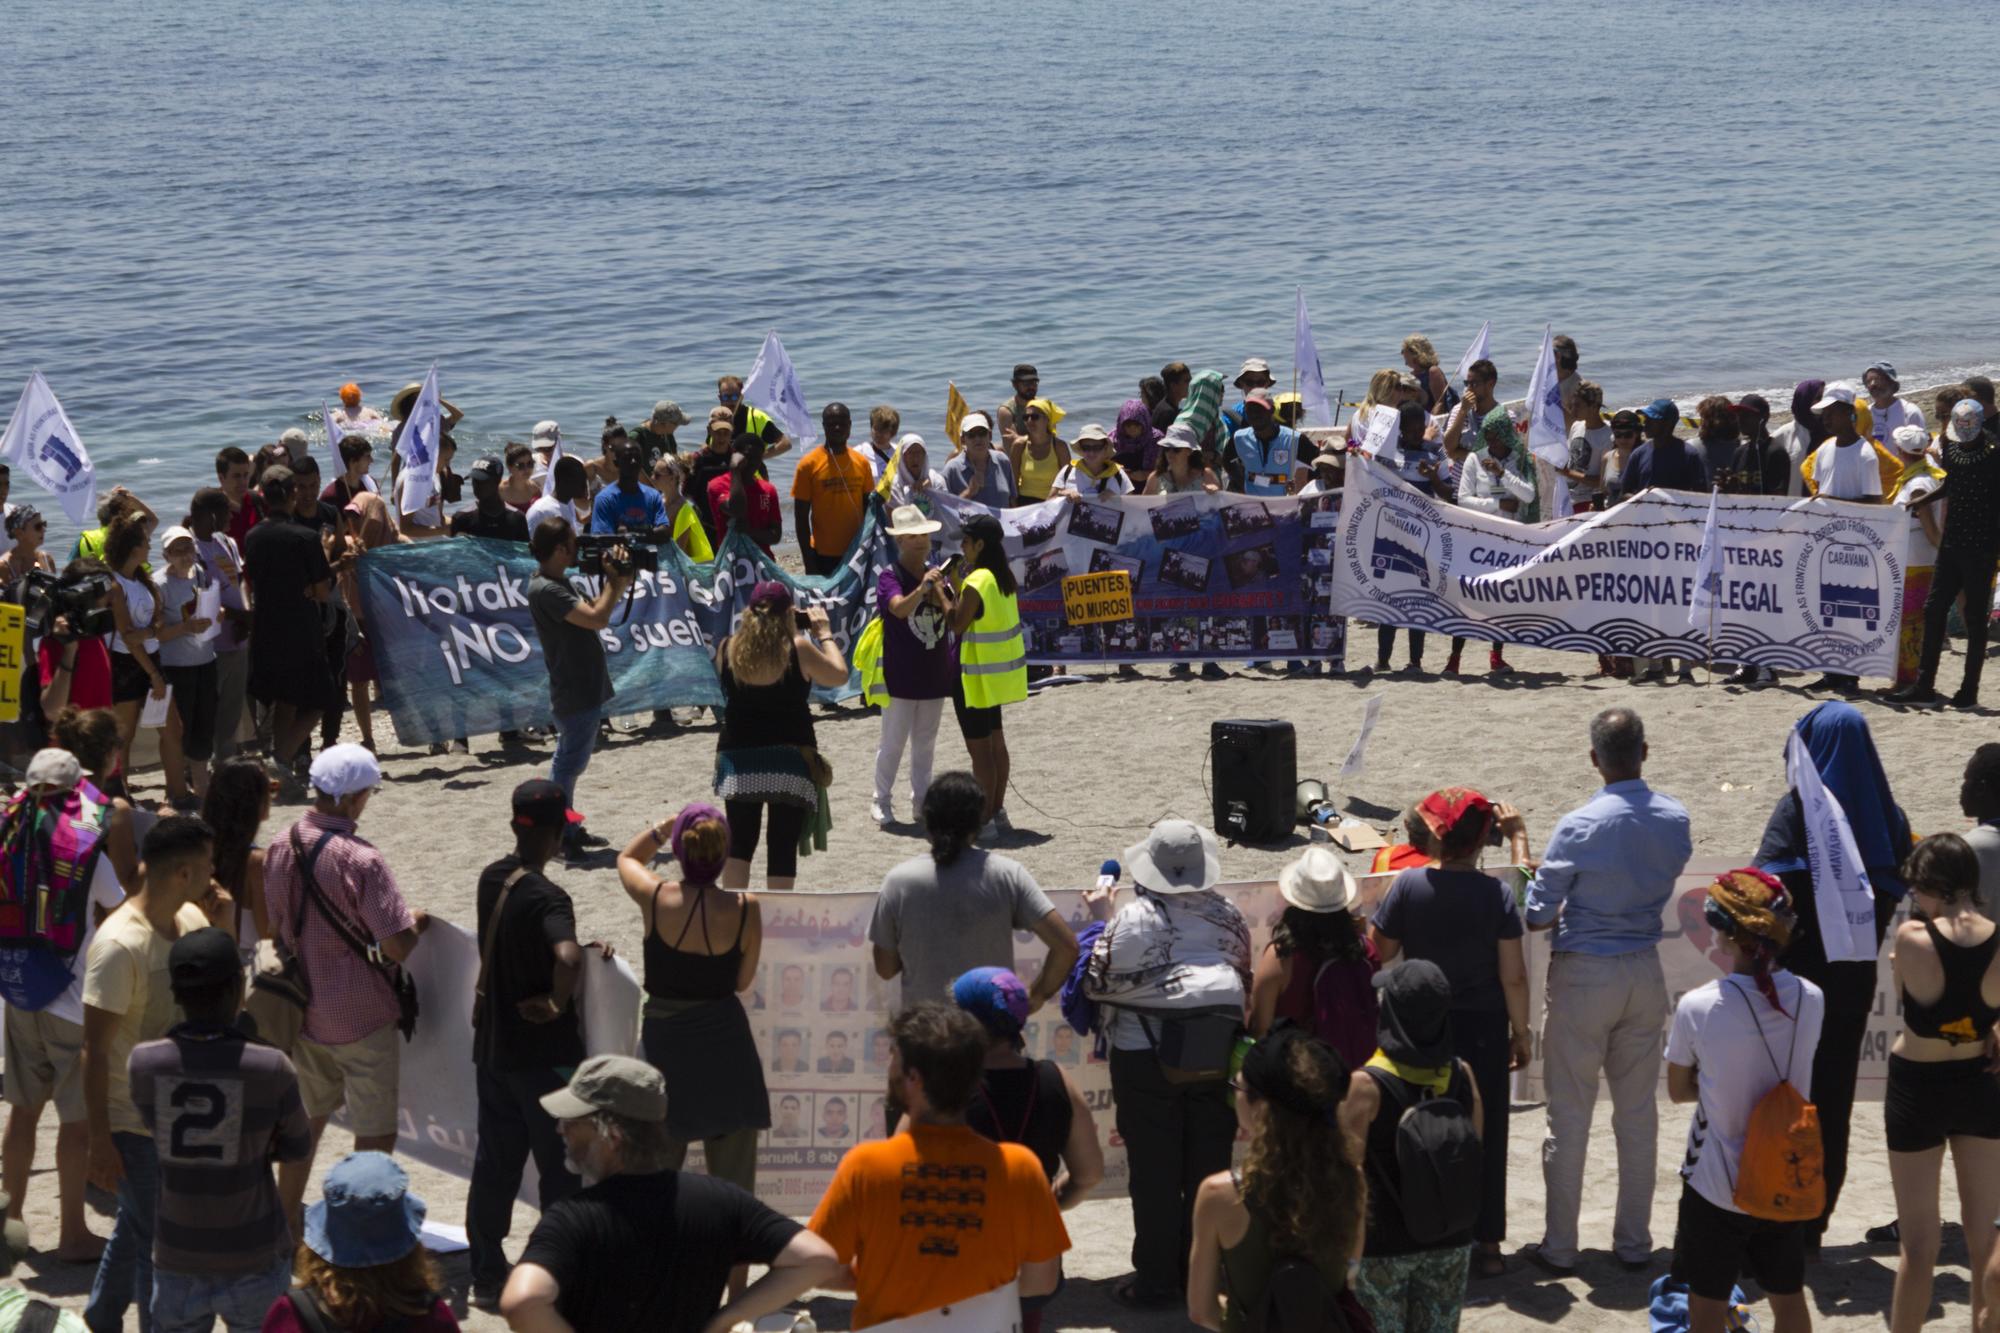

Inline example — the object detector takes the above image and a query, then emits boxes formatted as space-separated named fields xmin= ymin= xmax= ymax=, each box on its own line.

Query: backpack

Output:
xmin=0 ymin=783 xmax=110 ymax=1012
xmin=1726 ymin=979 xmax=1824 ymax=1222
xmin=1307 ymin=954 xmax=1380 ymax=1070
xmin=1364 ymin=1062 xmax=1483 ymax=1245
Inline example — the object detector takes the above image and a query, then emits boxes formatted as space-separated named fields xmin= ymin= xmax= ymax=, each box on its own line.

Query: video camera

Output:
xmin=575 ymin=533 xmax=658 ymax=579
xmin=18 ymin=570 xmax=115 ymax=643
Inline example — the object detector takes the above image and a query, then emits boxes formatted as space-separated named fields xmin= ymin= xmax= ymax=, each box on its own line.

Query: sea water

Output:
xmin=4 ymin=0 xmax=1996 ymax=537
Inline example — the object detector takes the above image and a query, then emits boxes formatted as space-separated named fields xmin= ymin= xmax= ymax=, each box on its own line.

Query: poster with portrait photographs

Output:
xmin=1020 ymin=548 xmax=1068 ymax=592
xmin=1223 ymin=542 xmax=1281 ymax=589
xmin=1157 ymin=548 xmax=1211 ymax=594
xmin=1149 ymin=496 xmax=1203 ymax=541
xmin=1065 ymin=501 xmax=1125 ymax=545
xmin=1221 ymin=501 xmax=1276 ymax=538
xmin=1256 ymin=617 xmax=1299 ymax=653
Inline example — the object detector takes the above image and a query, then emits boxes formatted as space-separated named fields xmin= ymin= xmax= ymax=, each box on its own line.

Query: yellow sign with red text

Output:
xmin=1062 ymin=571 xmax=1133 ymax=626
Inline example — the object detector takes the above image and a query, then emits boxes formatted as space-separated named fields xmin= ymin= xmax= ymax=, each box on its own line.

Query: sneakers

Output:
xmin=1951 ymin=684 xmax=1982 ymax=709
xmin=868 ymin=800 xmax=892 ymax=827
xmin=1885 ymin=682 xmax=1942 ymax=706
xmin=991 ymin=808 xmax=1014 ymax=833
xmin=1488 ymin=649 xmax=1510 ymax=675
xmin=1443 ymin=651 xmax=1463 ymax=676
xmin=1200 ymin=663 xmax=1227 ymax=681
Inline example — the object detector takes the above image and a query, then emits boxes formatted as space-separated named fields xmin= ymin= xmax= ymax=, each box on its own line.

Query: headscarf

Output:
xmin=1755 ymin=701 xmax=1913 ymax=895
xmin=951 ymin=966 xmax=1030 ymax=1042
xmin=1478 ymin=407 xmax=1542 ymax=522
xmin=1705 ymin=868 xmax=1796 ymax=1014
xmin=1173 ymin=370 xmax=1227 ymax=448
xmin=1239 ymin=1022 xmax=1347 ymax=1122
xmin=1417 ymin=787 xmax=1495 ymax=859
xmin=1113 ymin=398 xmax=1162 ymax=474
xmin=343 ymin=492 xmax=400 ymax=551
xmin=878 ymin=434 xmax=943 ymax=508
xmin=671 ymin=801 xmax=729 ymax=884
xmin=5 ymin=505 xmax=41 ymax=539
xmin=1790 ymin=380 xmax=1829 ymax=445
xmin=1372 ymin=959 xmax=1454 ymax=1070
xmin=1026 ymin=397 xmax=1066 ymax=435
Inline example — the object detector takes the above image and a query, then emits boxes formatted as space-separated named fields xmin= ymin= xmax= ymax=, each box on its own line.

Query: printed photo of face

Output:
xmin=1051 ymin=1025 xmax=1080 ymax=1063
xmin=773 ymin=1029 xmax=807 ymax=1074
xmin=779 ymin=965 xmax=808 ymax=1010
xmin=817 ymin=1030 xmax=855 ymax=1074
xmin=823 ymin=966 xmax=857 ymax=1012
xmin=819 ymin=1096 xmax=851 ymax=1141
xmin=774 ymin=1094 xmax=805 ymax=1139
xmin=866 ymin=1097 xmax=888 ymax=1139
xmin=866 ymin=1029 xmax=894 ymax=1071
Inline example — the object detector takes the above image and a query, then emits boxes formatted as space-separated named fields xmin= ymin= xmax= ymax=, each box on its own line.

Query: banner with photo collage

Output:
xmin=917 ymin=489 xmax=1346 ymax=665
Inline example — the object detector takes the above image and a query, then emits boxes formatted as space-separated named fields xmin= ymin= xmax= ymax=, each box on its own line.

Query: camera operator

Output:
xmin=529 ymin=517 xmax=637 ymax=861
xmin=38 ymin=561 xmax=117 ymax=728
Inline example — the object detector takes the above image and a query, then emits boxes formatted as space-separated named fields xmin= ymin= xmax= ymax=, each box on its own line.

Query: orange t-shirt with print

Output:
xmin=790 ymin=445 xmax=876 ymax=557
xmin=809 ymin=1122 xmax=1070 ymax=1329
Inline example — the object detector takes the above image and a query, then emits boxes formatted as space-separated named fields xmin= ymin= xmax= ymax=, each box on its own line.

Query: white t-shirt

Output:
xmin=1809 ymin=439 xmax=1885 ymax=500
xmin=110 ymin=573 xmax=158 ymax=655
xmin=1867 ymin=396 xmax=1926 ymax=446
xmin=525 ymin=495 xmax=590 ymax=535
xmin=43 ymin=856 xmax=129 ymax=1025
xmin=1666 ymin=971 xmax=1825 ymax=1213
xmin=1896 ymin=472 xmax=1942 ymax=566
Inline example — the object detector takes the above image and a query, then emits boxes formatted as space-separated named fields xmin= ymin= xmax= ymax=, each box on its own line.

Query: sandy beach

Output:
xmin=9 ymin=640 xmax=1994 ymax=1329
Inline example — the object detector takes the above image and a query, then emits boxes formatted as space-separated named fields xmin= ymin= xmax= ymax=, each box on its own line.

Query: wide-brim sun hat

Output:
xmin=1125 ymin=819 xmax=1222 ymax=895
xmin=885 ymin=504 xmax=942 ymax=536
xmin=1278 ymin=847 xmax=1359 ymax=913
xmin=303 ymin=1152 xmax=427 ymax=1269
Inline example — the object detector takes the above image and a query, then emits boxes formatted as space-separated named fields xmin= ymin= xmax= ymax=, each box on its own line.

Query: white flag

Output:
xmin=1337 ymin=694 xmax=1385 ymax=781
xmin=1523 ymin=324 xmax=1569 ymax=466
xmin=396 ymin=363 xmax=443 ymax=517
xmin=1293 ymin=288 xmax=1333 ymax=429
xmin=541 ymin=427 xmax=565 ymax=499
xmin=1786 ymin=730 xmax=1881 ymax=964
xmin=743 ymin=331 xmax=815 ymax=449
xmin=0 ymin=372 xmax=98 ymax=525
xmin=1453 ymin=320 xmax=1491 ymax=386
xmin=1688 ymin=487 xmax=1725 ymax=632
xmin=1358 ymin=401 xmax=1401 ymax=462
xmin=324 ymin=400 xmax=345 ymax=454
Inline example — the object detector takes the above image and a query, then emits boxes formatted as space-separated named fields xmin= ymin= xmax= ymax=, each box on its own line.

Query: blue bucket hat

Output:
xmin=1638 ymin=398 xmax=1679 ymax=423
xmin=951 ymin=966 xmax=1030 ymax=1039
xmin=304 ymin=1152 xmax=427 ymax=1268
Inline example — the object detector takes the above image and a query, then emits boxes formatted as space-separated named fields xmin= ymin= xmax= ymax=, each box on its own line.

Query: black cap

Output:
xmin=469 ymin=456 xmax=504 ymax=484
xmin=1012 ymin=363 xmax=1038 ymax=381
xmin=169 ymin=927 xmax=242 ymax=992
xmin=1372 ymin=959 xmax=1454 ymax=1067
xmin=511 ymin=778 xmax=577 ymax=831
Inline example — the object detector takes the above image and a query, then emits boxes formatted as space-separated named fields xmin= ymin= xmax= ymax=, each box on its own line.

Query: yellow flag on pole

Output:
xmin=945 ymin=381 xmax=969 ymax=454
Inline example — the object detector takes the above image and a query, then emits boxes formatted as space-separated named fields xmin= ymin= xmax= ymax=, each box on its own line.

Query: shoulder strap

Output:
xmin=286 ymin=1287 xmax=338 ymax=1333
xmin=475 ymin=866 xmax=532 ymax=1008
xmin=15 ymin=1298 xmax=63 ymax=1333
xmin=1725 ymin=977 xmax=1793 ymax=1083
xmin=291 ymin=824 xmax=398 ymax=982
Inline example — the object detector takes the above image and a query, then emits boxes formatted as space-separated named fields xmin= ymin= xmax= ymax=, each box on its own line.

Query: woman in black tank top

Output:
xmin=1884 ymin=833 xmax=2000 ymax=1333
xmin=617 ymin=802 xmax=769 ymax=1205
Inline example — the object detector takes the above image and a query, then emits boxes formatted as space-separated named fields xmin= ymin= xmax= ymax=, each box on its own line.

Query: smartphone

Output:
xmin=794 ymin=610 xmax=812 ymax=631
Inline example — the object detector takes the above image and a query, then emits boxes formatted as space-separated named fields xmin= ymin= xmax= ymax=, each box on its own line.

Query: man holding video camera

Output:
xmin=529 ymin=517 xmax=637 ymax=860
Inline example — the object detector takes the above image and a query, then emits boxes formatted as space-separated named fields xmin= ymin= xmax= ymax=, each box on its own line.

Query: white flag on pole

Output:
xmin=1293 ymin=288 xmax=1333 ymax=429
xmin=1453 ymin=320 xmax=1491 ymax=386
xmin=324 ymin=400 xmax=345 ymax=454
xmin=743 ymin=332 xmax=815 ymax=450
xmin=396 ymin=364 xmax=443 ymax=517
xmin=1688 ymin=487 xmax=1725 ymax=632
xmin=1337 ymin=695 xmax=1385 ymax=781
xmin=0 ymin=372 xmax=98 ymax=525
xmin=1786 ymin=730 xmax=1881 ymax=964
xmin=541 ymin=428 xmax=565 ymax=499
xmin=1523 ymin=324 xmax=1569 ymax=466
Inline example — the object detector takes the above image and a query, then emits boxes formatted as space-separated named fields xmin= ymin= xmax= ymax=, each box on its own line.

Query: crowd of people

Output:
xmin=0 ymin=681 xmax=1994 ymax=1330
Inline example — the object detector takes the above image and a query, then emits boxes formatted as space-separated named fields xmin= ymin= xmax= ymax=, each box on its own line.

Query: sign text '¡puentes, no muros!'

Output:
xmin=1062 ymin=570 xmax=1134 ymax=626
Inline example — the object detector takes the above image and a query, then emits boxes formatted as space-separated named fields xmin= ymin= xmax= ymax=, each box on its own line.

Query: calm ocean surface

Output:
xmin=4 ymin=0 xmax=1997 ymax=537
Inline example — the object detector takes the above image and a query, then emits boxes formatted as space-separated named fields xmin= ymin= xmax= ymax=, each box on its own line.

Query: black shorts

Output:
xmin=110 ymin=650 xmax=154 ymax=704
xmin=952 ymin=683 xmax=1003 ymax=741
xmin=1885 ymin=1053 xmax=2000 ymax=1152
xmin=1671 ymin=1184 xmax=1808 ymax=1301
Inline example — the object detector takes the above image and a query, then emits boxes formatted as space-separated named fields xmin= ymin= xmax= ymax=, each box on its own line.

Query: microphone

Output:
xmin=1097 ymin=860 xmax=1119 ymax=893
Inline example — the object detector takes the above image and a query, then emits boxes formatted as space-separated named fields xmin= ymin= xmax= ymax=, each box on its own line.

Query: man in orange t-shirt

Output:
xmin=791 ymin=402 xmax=876 ymax=576
xmin=810 ymin=1003 xmax=1069 ymax=1329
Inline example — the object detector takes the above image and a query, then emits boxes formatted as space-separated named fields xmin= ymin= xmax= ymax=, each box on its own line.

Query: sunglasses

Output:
xmin=719 ymin=392 xmax=742 ymax=404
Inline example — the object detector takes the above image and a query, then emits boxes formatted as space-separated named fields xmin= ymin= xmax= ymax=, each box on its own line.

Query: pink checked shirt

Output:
xmin=263 ymin=809 xmax=416 ymax=1046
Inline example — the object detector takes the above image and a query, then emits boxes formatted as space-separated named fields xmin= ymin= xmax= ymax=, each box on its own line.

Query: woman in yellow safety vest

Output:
xmin=945 ymin=512 xmax=1027 ymax=835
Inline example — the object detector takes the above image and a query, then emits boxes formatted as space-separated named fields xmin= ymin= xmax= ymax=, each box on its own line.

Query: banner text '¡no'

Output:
xmin=1062 ymin=571 xmax=1134 ymax=626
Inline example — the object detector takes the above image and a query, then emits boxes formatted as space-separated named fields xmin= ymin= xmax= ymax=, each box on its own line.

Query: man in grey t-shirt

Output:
xmin=869 ymin=772 xmax=1078 ymax=1009
xmin=527 ymin=515 xmax=634 ymax=858
xmin=940 ymin=414 xmax=1016 ymax=508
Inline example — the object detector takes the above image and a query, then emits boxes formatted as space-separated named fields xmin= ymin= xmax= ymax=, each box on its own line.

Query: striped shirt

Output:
xmin=130 ymin=1025 xmax=313 ymax=1275
xmin=262 ymin=811 xmax=415 ymax=1046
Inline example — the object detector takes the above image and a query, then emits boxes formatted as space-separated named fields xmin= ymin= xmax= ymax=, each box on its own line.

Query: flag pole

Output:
xmin=1706 ymin=486 xmax=1718 ymax=685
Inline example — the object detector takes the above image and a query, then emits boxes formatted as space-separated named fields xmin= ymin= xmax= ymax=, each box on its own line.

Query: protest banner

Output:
xmin=0 ymin=604 xmax=24 ymax=724
xmin=1332 ymin=459 xmax=1908 ymax=676
xmin=1061 ymin=570 xmax=1132 ymax=626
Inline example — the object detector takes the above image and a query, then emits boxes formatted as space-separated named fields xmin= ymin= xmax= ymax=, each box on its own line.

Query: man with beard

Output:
xmin=501 ymin=1055 xmax=838 ymax=1333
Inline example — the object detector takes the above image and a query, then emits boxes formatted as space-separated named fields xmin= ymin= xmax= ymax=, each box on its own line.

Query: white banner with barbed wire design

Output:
xmin=1332 ymin=459 xmax=1910 ymax=676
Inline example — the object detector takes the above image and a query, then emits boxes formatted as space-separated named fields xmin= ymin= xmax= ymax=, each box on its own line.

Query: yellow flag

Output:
xmin=945 ymin=381 xmax=969 ymax=455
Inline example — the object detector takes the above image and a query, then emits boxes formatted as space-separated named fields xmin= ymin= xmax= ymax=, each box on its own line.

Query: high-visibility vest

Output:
xmin=958 ymin=567 xmax=1027 ymax=708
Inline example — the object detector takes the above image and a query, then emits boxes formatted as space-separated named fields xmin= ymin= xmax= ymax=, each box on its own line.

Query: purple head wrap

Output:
xmin=1113 ymin=398 xmax=1163 ymax=474
xmin=671 ymin=802 xmax=730 ymax=884
xmin=1791 ymin=379 xmax=1828 ymax=445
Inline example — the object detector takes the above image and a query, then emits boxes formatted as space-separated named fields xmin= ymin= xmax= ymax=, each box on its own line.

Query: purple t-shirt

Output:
xmin=877 ymin=563 xmax=955 ymax=700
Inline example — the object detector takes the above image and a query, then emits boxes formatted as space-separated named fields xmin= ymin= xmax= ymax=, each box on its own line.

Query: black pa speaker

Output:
xmin=1210 ymin=719 xmax=1297 ymax=844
